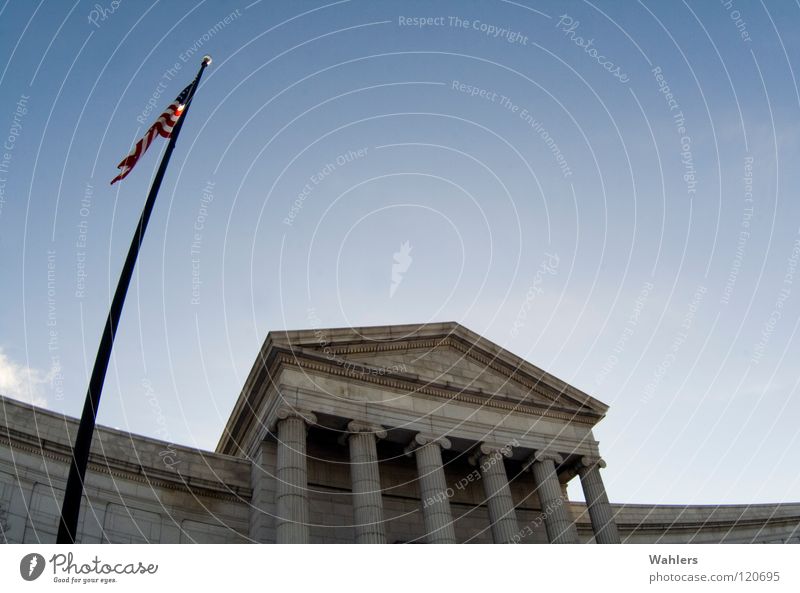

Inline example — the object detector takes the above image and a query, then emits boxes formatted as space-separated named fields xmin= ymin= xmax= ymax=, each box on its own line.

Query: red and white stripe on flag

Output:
xmin=110 ymin=82 xmax=192 ymax=185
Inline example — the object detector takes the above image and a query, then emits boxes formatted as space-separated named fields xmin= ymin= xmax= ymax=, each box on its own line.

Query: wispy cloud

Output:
xmin=0 ymin=348 xmax=49 ymax=407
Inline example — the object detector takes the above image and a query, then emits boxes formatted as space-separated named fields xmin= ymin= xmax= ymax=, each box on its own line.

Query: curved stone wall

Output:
xmin=1 ymin=395 xmax=798 ymax=544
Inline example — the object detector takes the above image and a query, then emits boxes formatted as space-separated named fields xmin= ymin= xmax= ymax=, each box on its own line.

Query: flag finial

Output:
xmin=202 ymin=55 xmax=212 ymax=66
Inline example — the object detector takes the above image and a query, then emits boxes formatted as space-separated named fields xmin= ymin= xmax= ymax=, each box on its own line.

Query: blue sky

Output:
xmin=1 ymin=0 xmax=799 ymax=506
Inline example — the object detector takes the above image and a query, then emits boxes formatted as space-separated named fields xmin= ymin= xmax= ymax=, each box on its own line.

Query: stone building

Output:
xmin=1 ymin=322 xmax=798 ymax=543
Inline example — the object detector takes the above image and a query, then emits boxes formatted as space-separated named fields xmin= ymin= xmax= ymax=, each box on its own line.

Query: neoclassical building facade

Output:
xmin=1 ymin=322 xmax=799 ymax=544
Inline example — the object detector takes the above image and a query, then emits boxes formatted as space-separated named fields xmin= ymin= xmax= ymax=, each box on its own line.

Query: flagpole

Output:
xmin=56 ymin=55 xmax=211 ymax=544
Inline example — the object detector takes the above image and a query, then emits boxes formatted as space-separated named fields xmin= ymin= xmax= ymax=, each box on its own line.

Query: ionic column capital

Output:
xmin=578 ymin=456 xmax=607 ymax=471
xmin=346 ymin=420 xmax=388 ymax=439
xmin=536 ymin=450 xmax=563 ymax=463
xmin=524 ymin=449 xmax=563 ymax=470
xmin=468 ymin=442 xmax=513 ymax=466
xmin=404 ymin=433 xmax=451 ymax=456
xmin=270 ymin=407 xmax=317 ymax=431
xmin=338 ymin=420 xmax=387 ymax=445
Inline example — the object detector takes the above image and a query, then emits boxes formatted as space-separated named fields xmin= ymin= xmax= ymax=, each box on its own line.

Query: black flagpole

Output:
xmin=56 ymin=55 xmax=211 ymax=544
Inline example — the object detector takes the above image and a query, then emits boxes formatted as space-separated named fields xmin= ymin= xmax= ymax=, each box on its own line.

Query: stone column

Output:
xmin=345 ymin=421 xmax=387 ymax=544
xmin=274 ymin=408 xmax=316 ymax=544
xmin=406 ymin=434 xmax=457 ymax=544
xmin=578 ymin=457 xmax=620 ymax=544
xmin=560 ymin=480 xmax=570 ymax=501
xmin=528 ymin=450 xmax=578 ymax=544
xmin=250 ymin=440 xmax=278 ymax=543
xmin=470 ymin=443 xmax=518 ymax=544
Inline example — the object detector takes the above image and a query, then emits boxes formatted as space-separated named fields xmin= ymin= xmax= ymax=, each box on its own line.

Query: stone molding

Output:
xmin=0 ymin=427 xmax=251 ymax=503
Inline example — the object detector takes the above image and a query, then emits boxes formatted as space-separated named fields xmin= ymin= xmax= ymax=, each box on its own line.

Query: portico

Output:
xmin=218 ymin=321 xmax=619 ymax=544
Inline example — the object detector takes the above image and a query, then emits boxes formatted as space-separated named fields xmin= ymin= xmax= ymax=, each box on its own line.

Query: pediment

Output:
xmin=342 ymin=345 xmax=554 ymax=403
xmin=269 ymin=322 xmax=608 ymax=417
xmin=218 ymin=321 xmax=609 ymax=456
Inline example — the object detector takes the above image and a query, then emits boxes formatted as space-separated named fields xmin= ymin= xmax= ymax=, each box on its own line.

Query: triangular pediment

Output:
xmin=269 ymin=321 xmax=608 ymax=417
xmin=218 ymin=321 xmax=609 ymax=456
xmin=342 ymin=345 xmax=555 ymax=404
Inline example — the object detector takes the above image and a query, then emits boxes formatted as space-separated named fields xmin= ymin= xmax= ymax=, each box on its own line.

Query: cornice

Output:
xmin=615 ymin=516 xmax=800 ymax=533
xmin=0 ymin=426 xmax=252 ymax=503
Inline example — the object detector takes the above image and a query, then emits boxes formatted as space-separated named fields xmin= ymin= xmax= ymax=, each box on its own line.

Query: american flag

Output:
xmin=110 ymin=80 xmax=195 ymax=185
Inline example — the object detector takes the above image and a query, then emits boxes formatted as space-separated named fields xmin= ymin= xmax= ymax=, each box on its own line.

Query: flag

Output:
xmin=110 ymin=80 xmax=195 ymax=185
xmin=59 ymin=56 xmax=210 ymax=544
